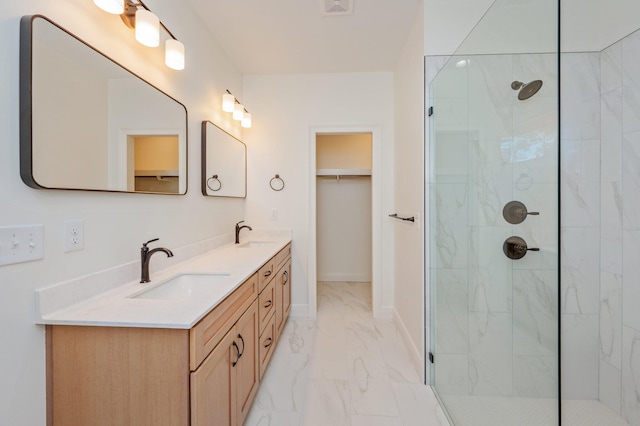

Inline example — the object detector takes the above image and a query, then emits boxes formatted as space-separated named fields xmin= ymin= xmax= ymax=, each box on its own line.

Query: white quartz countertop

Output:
xmin=36 ymin=237 xmax=291 ymax=329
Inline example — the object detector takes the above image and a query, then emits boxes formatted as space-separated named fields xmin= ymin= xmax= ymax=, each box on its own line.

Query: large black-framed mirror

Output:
xmin=201 ymin=121 xmax=247 ymax=198
xmin=20 ymin=15 xmax=188 ymax=194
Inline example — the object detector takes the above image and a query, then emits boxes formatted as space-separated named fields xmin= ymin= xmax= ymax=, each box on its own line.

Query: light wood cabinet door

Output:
xmin=276 ymin=260 xmax=292 ymax=336
xmin=235 ymin=299 xmax=260 ymax=425
xmin=283 ymin=260 xmax=291 ymax=318
xmin=191 ymin=328 xmax=238 ymax=426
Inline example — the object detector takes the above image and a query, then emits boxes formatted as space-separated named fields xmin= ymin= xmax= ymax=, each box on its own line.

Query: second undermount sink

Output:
xmin=236 ymin=240 xmax=277 ymax=248
xmin=130 ymin=272 xmax=231 ymax=300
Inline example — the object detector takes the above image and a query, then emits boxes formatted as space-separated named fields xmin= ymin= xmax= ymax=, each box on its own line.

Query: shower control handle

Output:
xmin=503 ymin=236 xmax=540 ymax=260
xmin=503 ymin=201 xmax=539 ymax=224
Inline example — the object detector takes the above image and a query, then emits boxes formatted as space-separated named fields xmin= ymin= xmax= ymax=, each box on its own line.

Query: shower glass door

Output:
xmin=428 ymin=2 xmax=559 ymax=424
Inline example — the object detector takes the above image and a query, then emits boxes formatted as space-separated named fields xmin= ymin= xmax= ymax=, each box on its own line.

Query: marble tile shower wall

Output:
xmin=594 ymin=28 xmax=640 ymax=425
xmin=431 ymin=53 xmax=559 ymax=399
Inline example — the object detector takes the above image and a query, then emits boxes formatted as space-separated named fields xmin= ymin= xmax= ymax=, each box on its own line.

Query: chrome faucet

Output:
xmin=235 ymin=221 xmax=253 ymax=244
xmin=140 ymin=238 xmax=173 ymax=283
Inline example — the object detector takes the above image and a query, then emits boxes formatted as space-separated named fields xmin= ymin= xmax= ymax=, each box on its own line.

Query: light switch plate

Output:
xmin=0 ymin=225 xmax=44 ymax=266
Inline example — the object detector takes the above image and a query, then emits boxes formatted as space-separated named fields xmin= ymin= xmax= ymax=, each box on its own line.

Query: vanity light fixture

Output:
xmin=233 ymin=103 xmax=245 ymax=121
xmin=241 ymin=111 xmax=252 ymax=128
xmin=94 ymin=0 xmax=124 ymax=15
xmin=93 ymin=0 xmax=185 ymax=71
xmin=223 ymin=90 xmax=252 ymax=128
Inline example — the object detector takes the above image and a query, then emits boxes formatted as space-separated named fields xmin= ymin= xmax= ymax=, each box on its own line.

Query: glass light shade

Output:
xmin=222 ymin=93 xmax=235 ymax=112
xmin=135 ymin=9 xmax=160 ymax=47
xmin=233 ymin=103 xmax=244 ymax=121
xmin=165 ymin=39 xmax=185 ymax=70
xmin=241 ymin=112 xmax=252 ymax=128
xmin=94 ymin=0 xmax=124 ymax=14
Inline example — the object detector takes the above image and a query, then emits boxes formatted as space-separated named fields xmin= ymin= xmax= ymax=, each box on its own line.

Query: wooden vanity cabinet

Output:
xmin=47 ymin=244 xmax=291 ymax=426
xmin=191 ymin=299 xmax=259 ymax=426
xmin=275 ymin=245 xmax=292 ymax=337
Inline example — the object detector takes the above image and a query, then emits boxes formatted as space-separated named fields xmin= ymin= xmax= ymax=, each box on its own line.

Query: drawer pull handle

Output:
xmin=237 ymin=334 xmax=245 ymax=358
xmin=264 ymin=300 xmax=273 ymax=308
xmin=282 ymin=270 xmax=289 ymax=285
xmin=232 ymin=341 xmax=240 ymax=367
xmin=264 ymin=337 xmax=273 ymax=348
xmin=264 ymin=270 xmax=272 ymax=278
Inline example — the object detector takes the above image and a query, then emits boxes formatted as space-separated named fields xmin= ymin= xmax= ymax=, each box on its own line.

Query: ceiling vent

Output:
xmin=321 ymin=0 xmax=353 ymax=16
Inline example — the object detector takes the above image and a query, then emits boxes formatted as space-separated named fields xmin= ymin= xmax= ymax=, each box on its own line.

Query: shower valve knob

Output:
xmin=503 ymin=236 xmax=539 ymax=260
xmin=503 ymin=201 xmax=539 ymax=224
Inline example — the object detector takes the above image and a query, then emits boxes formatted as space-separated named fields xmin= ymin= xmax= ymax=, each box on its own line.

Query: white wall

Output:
xmin=316 ymin=134 xmax=372 ymax=282
xmin=424 ymin=0 xmax=494 ymax=55
xmin=394 ymin=3 xmax=426 ymax=380
xmin=0 ymin=0 xmax=245 ymax=424
xmin=243 ymin=73 xmax=394 ymax=316
xmin=317 ymin=177 xmax=372 ymax=282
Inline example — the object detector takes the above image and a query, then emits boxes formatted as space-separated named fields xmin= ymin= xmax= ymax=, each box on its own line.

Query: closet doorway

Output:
xmin=308 ymin=127 xmax=382 ymax=318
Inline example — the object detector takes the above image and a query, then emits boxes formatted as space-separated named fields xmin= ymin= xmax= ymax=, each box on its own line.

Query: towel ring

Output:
xmin=207 ymin=174 xmax=222 ymax=191
xmin=270 ymin=174 xmax=285 ymax=191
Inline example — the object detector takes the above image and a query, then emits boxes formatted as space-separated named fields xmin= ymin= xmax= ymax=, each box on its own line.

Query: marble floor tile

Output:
xmin=246 ymin=281 xmax=448 ymax=425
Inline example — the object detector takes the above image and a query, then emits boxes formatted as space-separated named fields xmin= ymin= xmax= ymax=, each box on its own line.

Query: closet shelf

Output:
xmin=316 ymin=168 xmax=371 ymax=177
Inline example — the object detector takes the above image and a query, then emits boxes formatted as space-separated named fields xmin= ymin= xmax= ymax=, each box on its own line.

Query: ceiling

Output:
xmin=184 ymin=0 xmax=423 ymax=75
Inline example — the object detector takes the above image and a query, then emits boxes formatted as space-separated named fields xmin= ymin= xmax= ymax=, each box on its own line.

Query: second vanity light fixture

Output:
xmin=222 ymin=90 xmax=252 ymax=128
xmin=93 ymin=0 xmax=185 ymax=70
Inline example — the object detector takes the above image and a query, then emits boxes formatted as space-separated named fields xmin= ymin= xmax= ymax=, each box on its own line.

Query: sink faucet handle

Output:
xmin=142 ymin=238 xmax=160 ymax=248
xmin=236 ymin=220 xmax=244 ymax=226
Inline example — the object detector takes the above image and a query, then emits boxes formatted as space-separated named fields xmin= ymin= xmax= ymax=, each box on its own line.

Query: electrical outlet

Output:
xmin=271 ymin=208 xmax=278 ymax=221
xmin=63 ymin=220 xmax=84 ymax=253
xmin=0 ymin=225 xmax=44 ymax=266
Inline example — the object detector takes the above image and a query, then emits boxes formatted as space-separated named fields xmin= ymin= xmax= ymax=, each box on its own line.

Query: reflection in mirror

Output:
xmin=20 ymin=15 xmax=188 ymax=194
xmin=201 ymin=121 xmax=246 ymax=198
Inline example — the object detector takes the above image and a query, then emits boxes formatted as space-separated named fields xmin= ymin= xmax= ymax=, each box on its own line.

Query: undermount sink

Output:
xmin=130 ymin=272 xmax=231 ymax=300
xmin=236 ymin=240 xmax=277 ymax=248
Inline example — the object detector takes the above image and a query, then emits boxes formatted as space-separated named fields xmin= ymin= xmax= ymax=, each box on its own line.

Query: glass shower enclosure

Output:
xmin=427 ymin=0 xmax=560 ymax=424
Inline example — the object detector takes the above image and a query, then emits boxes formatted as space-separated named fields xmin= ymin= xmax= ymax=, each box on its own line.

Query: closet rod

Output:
xmin=317 ymin=174 xmax=370 ymax=182
xmin=389 ymin=213 xmax=415 ymax=222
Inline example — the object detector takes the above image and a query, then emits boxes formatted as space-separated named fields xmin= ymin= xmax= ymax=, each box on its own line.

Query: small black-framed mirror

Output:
xmin=20 ymin=15 xmax=188 ymax=194
xmin=201 ymin=121 xmax=247 ymax=198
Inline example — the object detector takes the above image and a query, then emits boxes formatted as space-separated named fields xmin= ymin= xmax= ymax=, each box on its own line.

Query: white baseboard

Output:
xmin=317 ymin=273 xmax=372 ymax=282
xmin=375 ymin=305 xmax=393 ymax=320
xmin=393 ymin=308 xmax=425 ymax=382
xmin=290 ymin=304 xmax=309 ymax=317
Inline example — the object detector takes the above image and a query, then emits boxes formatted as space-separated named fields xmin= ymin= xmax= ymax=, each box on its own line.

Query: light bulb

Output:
xmin=233 ymin=103 xmax=244 ymax=121
xmin=222 ymin=93 xmax=235 ymax=112
xmin=241 ymin=113 xmax=252 ymax=128
xmin=165 ymin=39 xmax=185 ymax=70
xmin=94 ymin=0 xmax=124 ymax=14
xmin=135 ymin=9 xmax=160 ymax=47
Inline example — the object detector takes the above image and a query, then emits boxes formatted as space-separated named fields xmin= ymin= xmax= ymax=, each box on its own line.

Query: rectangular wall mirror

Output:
xmin=201 ymin=121 xmax=246 ymax=198
xmin=20 ymin=15 xmax=188 ymax=194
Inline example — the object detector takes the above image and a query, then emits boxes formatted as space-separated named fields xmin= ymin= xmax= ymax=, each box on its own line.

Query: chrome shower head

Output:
xmin=511 ymin=80 xmax=543 ymax=100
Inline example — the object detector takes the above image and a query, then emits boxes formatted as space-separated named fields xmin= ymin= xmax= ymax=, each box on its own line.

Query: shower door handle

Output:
xmin=503 ymin=236 xmax=540 ymax=260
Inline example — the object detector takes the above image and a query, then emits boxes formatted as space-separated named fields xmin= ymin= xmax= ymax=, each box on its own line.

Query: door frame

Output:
xmin=308 ymin=125 xmax=382 ymax=317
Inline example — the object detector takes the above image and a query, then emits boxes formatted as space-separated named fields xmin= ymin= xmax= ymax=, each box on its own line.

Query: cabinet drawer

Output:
xmin=258 ymin=259 xmax=275 ymax=293
xmin=259 ymin=312 xmax=276 ymax=380
xmin=275 ymin=243 xmax=291 ymax=272
xmin=190 ymin=273 xmax=258 ymax=371
xmin=258 ymin=279 xmax=276 ymax=335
